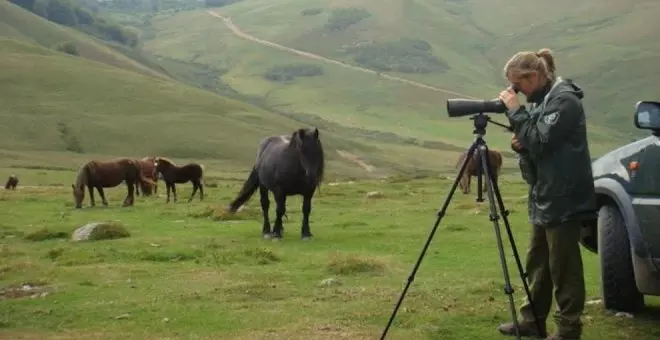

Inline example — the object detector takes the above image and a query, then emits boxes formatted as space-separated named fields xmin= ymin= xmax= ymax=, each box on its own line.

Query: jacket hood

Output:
xmin=550 ymin=76 xmax=584 ymax=100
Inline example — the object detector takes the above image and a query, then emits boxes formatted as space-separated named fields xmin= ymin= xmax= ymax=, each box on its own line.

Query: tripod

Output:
xmin=379 ymin=113 xmax=544 ymax=340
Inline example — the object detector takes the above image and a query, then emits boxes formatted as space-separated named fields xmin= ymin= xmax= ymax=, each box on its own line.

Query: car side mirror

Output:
xmin=634 ymin=101 xmax=660 ymax=131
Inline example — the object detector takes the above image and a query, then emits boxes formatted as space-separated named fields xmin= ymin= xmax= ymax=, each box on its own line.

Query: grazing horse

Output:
xmin=135 ymin=156 xmax=158 ymax=196
xmin=456 ymin=148 xmax=503 ymax=195
xmin=71 ymin=158 xmax=156 ymax=209
xmin=227 ymin=127 xmax=325 ymax=240
xmin=5 ymin=174 xmax=18 ymax=190
xmin=153 ymin=157 xmax=204 ymax=203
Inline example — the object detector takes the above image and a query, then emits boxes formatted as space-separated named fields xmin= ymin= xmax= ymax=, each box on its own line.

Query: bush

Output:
xmin=301 ymin=8 xmax=323 ymax=16
xmin=204 ymin=0 xmax=242 ymax=8
xmin=55 ymin=41 xmax=78 ymax=56
xmin=349 ymin=38 xmax=449 ymax=74
xmin=263 ymin=64 xmax=324 ymax=82
xmin=324 ymin=8 xmax=370 ymax=31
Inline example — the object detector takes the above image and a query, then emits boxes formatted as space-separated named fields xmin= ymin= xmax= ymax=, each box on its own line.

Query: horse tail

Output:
xmin=228 ymin=167 xmax=259 ymax=213
xmin=132 ymin=160 xmax=156 ymax=186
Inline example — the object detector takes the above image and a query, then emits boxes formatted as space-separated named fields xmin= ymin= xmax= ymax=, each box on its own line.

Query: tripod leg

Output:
xmin=379 ymin=141 xmax=479 ymax=340
xmin=477 ymin=144 xmax=522 ymax=340
xmin=476 ymin=150 xmax=484 ymax=203
xmin=483 ymin=147 xmax=546 ymax=337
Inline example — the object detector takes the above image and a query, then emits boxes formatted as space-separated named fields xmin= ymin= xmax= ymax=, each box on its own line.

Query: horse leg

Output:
xmin=122 ymin=181 xmax=135 ymax=207
xmin=88 ymin=185 xmax=95 ymax=207
xmin=135 ymin=182 xmax=141 ymax=196
xmin=165 ymin=182 xmax=171 ymax=203
xmin=259 ymin=185 xmax=272 ymax=239
xmin=188 ymin=181 xmax=198 ymax=203
xmin=198 ymin=180 xmax=204 ymax=201
xmin=301 ymin=193 xmax=314 ymax=240
xmin=171 ymin=183 xmax=178 ymax=203
xmin=272 ymin=192 xmax=286 ymax=240
xmin=97 ymin=186 xmax=108 ymax=206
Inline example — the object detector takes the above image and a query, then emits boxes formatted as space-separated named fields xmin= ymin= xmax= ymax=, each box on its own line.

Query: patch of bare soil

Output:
xmin=0 ymin=282 xmax=52 ymax=300
xmin=336 ymin=150 xmax=375 ymax=173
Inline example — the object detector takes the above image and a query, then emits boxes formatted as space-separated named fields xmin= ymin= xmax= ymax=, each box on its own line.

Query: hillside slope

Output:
xmin=2 ymin=34 xmax=485 ymax=180
xmin=0 ymin=0 xmax=168 ymax=80
xmin=134 ymin=0 xmax=656 ymax=157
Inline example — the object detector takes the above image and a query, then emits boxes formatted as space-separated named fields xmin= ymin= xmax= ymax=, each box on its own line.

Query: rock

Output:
xmin=319 ymin=278 xmax=340 ymax=287
xmin=72 ymin=223 xmax=103 ymax=241
xmin=71 ymin=222 xmax=130 ymax=242
xmin=365 ymin=191 xmax=384 ymax=199
xmin=614 ymin=312 xmax=634 ymax=318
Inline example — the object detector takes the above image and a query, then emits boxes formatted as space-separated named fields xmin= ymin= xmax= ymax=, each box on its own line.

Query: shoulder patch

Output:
xmin=543 ymin=111 xmax=560 ymax=125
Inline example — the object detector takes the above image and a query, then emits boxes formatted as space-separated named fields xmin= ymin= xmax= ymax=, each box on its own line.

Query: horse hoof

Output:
xmin=262 ymin=234 xmax=272 ymax=240
xmin=271 ymin=237 xmax=282 ymax=242
xmin=302 ymin=236 xmax=313 ymax=241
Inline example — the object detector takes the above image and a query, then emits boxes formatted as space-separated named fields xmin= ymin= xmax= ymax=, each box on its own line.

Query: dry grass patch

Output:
xmin=326 ymin=252 xmax=387 ymax=276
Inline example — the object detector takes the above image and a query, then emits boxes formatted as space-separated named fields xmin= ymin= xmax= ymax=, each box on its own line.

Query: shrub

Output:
xmin=301 ymin=8 xmax=323 ymax=16
xmin=263 ymin=64 xmax=324 ymax=82
xmin=55 ymin=41 xmax=78 ymax=56
xmin=349 ymin=38 xmax=449 ymax=74
xmin=324 ymin=8 xmax=370 ymax=31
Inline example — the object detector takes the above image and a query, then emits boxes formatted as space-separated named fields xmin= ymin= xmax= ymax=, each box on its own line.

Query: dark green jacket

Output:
xmin=506 ymin=76 xmax=597 ymax=227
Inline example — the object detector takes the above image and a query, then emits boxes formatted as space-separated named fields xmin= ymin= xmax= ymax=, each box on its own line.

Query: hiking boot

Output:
xmin=498 ymin=321 xmax=547 ymax=338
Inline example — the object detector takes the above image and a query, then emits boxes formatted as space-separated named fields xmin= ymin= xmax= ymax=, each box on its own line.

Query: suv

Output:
xmin=580 ymin=101 xmax=660 ymax=313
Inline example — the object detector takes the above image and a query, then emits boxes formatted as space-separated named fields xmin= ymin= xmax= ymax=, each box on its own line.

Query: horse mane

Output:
xmin=74 ymin=162 xmax=90 ymax=189
xmin=291 ymin=128 xmax=325 ymax=188
xmin=156 ymin=157 xmax=176 ymax=167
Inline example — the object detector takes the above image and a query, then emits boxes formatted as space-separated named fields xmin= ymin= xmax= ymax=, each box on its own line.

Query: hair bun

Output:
xmin=536 ymin=48 xmax=556 ymax=74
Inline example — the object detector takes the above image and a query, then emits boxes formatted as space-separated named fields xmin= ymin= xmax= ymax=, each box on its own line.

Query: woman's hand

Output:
xmin=499 ymin=88 xmax=520 ymax=112
xmin=511 ymin=135 xmax=523 ymax=151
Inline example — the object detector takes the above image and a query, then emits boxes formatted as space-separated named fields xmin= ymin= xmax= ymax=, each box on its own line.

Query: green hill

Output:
xmin=114 ymin=0 xmax=658 ymax=158
xmin=0 ymin=5 xmax=489 ymax=181
xmin=0 ymin=0 xmax=170 ymax=79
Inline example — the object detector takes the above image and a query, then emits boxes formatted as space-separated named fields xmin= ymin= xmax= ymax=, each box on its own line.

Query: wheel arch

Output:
xmin=581 ymin=177 xmax=648 ymax=258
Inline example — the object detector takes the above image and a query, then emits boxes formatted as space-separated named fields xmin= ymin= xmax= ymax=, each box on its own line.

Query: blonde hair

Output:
xmin=503 ymin=48 xmax=556 ymax=81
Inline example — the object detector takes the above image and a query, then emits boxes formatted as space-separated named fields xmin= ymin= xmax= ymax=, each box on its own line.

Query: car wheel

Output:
xmin=598 ymin=203 xmax=644 ymax=313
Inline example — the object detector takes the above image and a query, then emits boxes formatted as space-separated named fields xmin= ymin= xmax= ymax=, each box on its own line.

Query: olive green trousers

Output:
xmin=519 ymin=221 xmax=586 ymax=337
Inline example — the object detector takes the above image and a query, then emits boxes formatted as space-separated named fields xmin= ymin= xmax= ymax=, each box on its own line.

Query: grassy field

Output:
xmin=123 ymin=0 xmax=660 ymax=157
xmin=1 ymin=171 xmax=659 ymax=340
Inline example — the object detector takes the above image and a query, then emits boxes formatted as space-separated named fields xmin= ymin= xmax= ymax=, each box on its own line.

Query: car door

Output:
xmin=625 ymin=137 xmax=660 ymax=269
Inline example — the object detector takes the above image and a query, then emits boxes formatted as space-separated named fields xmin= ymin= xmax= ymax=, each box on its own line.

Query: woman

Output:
xmin=496 ymin=48 xmax=597 ymax=340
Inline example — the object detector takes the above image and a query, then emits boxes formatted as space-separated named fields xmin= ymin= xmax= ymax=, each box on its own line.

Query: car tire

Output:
xmin=597 ymin=203 xmax=645 ymax=313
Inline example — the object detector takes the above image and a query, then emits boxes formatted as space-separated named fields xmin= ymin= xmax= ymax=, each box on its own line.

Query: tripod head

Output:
xmin=469 ymin=113 xmax=514 ymax=138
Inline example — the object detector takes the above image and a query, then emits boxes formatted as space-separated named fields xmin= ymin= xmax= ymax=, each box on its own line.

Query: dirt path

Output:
xmin=336 ymin=150 xmax=375 ymax=173
xmin=206 ymin=10 xmax=478 ymax=99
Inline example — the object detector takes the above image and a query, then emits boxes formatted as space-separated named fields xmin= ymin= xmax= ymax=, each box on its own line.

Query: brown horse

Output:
xmin=456 ymin=148 xmax=503 ymax=195
xmin=71 ymin=158 xmax=156 ymax=209
xmin=135 ymin=156 xmax=158 ymax=196
xmin=5 ymin=174 xmax=18 ymax=190
xmin=153 ymin=157 xmax=204 ymax=203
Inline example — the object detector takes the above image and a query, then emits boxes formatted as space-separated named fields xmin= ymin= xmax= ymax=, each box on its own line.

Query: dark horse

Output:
xmin=5 ymin=174 xmax=18 ymax=190
xmin=135 ymin=156 xmax=158 ymax=196
xmin=153 ymin=157 xmax=204 ymax=203
xmin=455 ymin=148 xmax=503 ymax=195
xmin=71 ymin=158 xmax=156 ymax=208
xmin=227 ymin=127 xmax=325 ymax=240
